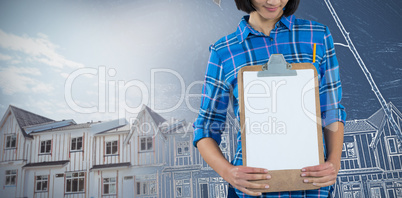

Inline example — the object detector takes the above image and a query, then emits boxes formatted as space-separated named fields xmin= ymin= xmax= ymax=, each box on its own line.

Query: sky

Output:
xmin=0 ymin=0 xmax=401 ymax=125
xmin=0 ymin=0 xmax=239 ymax=124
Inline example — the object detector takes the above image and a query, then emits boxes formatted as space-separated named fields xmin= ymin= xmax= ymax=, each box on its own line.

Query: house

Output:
xmin=0 ymin=105 xmax=54 ymax=198
xmin=332 ymin=102 xmax=402 ymax=198
xmin=0 ymin=105 xmax=128 ymax=198
xmin=4 ymin=102 xmax=398 ymax=198
xmin=0 ymin=105 xmax=237 ymax=198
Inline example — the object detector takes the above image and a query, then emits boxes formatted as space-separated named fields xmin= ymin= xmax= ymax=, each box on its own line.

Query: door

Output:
xmin=123 ymin=176 xmax=135 ymax=197
xmin=53 ymin=173 xmax=65 ymax=198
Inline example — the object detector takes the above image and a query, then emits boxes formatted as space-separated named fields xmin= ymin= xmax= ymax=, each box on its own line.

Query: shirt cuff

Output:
xmin=193 ymin=128 xmax=222 ymax=148
xmin=321 ymin=108 xmax=347 ymax=128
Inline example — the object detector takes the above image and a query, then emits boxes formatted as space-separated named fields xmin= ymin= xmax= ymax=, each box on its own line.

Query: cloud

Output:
xmin=0 ymin=29 xmax=84 ymax=69
xmin=28 ymin=99 xmax=68 ymax=115
xmin=0 ymin=66 xmax=54 ymax=95
xmin=0 ymin=53 xmax=12 ymax=61
xmin=11 ymin=60 xmax=22 ymax=64
xmin=60 ymin=72 xmax=70 ymax=79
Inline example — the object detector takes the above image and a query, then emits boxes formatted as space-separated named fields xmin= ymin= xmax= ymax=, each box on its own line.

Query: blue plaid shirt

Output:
xmin=193 ymin=15 xmax=347 ymax=198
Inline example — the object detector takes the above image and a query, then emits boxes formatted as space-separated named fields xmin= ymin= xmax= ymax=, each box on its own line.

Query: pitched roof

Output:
xmin=30 ymin=122 xmax=93 ymax=133
xmin=123 ymin=105 xmax=170 ymax=144
xmin=9 ymin=105 xmax=54 ymax=137
xmin=94 ymin=124 xmax=128 ymax=135
xmin=161 ymin=119 xmax=189 ymax=134
xmin=369 ymin=102 xmax=402 ymax=148
xmin=366 ymin=107 xmax=385 ymax=129
xmin=144 ymin=105 xmax=166 ymax=126
xmin=344 ymin=119 xmax=377 ymax=133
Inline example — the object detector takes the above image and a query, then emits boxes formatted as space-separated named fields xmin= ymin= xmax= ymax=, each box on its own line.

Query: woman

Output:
xmin=193 ymin=0 xmax=346 ymax=197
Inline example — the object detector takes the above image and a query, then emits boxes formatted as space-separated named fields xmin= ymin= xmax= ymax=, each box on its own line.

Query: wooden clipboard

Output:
xmin=238 ymin=54 xmax=325 ymax=193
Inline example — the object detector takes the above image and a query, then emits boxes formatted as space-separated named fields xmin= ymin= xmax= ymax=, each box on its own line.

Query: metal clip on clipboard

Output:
xmin=257 ymin=54 xmax=297 ymax=77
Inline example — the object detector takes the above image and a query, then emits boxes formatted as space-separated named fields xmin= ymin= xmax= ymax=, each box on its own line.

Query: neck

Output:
xmin=248 ymin=12 xmax=283 ymax=36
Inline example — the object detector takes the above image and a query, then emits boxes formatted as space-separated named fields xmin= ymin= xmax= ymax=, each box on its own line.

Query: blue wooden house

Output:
xmin=333 ymin=102 xmax=402 ymax=198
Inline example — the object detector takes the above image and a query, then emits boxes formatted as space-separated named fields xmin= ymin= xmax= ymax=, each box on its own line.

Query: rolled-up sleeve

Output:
xmin=319 ymin=26 xmax=347 ymax=127
xmin=193 ymin=45 xmax=230 ymax=147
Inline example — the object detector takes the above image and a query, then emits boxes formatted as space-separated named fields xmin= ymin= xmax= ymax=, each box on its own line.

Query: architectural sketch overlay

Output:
xmin=332 ymin=102 xmax=402 ymax=198
xmin=324 ymin=0 xmax=402 ymax=143
xmin=1 ymin=102 xmax=401 ymax=197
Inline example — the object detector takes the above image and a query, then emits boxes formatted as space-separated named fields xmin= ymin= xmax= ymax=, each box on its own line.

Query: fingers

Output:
xmin=237 ymin=186 xmax=264 ymax=196
xmin=231 ymin=171 xmax=270 ymax=181
xmin=302 ymin=162 xmax=333 ymax=172
xmin=232 ymin=172 xmax=270 ymax=188
xmin=302 ymin=175 xmax=337 ymax=187
xmin=301 ymin=162 xmax=338 ymax=187
xmin=235 ymin=179 xmax=269 ymax=189
xmin=301 ymin=162 xmax=336 ymax=177
xmin=241 ymin=172 xmax=271 ymax=181
xmin=239 ymin=166 xmax=269 ymax=174
xmin=229 ymin=166 xmax=271 ymax=196
xmin=234 ymin=180 xmax=269 ymax=196
xmin=301 ymin=168 xmax=335 ymax=177
xmin=235 ymin=166 xmax=270 ymax=181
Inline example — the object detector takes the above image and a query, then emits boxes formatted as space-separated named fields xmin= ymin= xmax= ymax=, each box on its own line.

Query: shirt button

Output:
xmin=270 ymin=38 xmax=274 ymax=42
xmin=276 ymin=23 xmax=280 ymax=27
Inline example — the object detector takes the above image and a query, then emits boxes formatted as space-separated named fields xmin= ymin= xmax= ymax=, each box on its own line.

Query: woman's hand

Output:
xmin=300 ymin=161 xmax=339 ymax=187
xmin=196 ymin=138 xmax=271 ymax=196
xmin=223 ymin=165 xmax=271 ymax=196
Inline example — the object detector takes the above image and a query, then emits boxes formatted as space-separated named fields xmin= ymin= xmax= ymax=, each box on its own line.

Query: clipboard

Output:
xmin=238 ymin=54 xmax=325 ymax=193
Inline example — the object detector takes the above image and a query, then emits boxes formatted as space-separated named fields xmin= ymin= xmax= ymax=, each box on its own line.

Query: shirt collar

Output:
xmin=236 ymin=15 xmax=295 ymax=43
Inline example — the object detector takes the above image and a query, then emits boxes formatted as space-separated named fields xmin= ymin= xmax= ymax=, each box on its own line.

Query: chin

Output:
xmin=262 ymin=13 xmax=281 ymax=20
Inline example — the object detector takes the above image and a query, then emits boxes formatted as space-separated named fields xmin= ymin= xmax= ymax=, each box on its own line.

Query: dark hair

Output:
xmin=235 ymin=0 xmax=300 ymax=17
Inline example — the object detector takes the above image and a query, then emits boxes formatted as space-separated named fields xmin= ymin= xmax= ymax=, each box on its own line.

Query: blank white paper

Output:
xmin=243 ymin=69 xmax=320 ymax=170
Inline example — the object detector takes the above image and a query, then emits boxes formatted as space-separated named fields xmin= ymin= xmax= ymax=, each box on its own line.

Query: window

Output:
xmin=56 ymin=174 xmax=64 ymax=178
xmin=343 ymin=183 xmax=361 ymax=198
xmin=66 ymin=172 xmax=85 ymax=193
xmin=175 ymin=179 xmax=190 ymax=197
xmin=388 ymin=189 xmax=395 ymax=198
xmin=71 ymin=137 xmax=83 ymax=151
xmin=40 ymin=140 xmax=51 ymax=154
xmin=36 ymin=175 xmax=48 ymax=192
xmin=5 ymin=170 xmax=17 ymax=185
xmin=136 ymin=180 xmax=156 ymax=195
xmin=5 ymin=134 xmax=17 ymax=149
xmin=106 ymin=141 xmax=118 ymax=155
xmin=220 ymin=136 xmax=228 ymax=152
xmin=346 ymin=142 xmax=357 ymax=158
xmin=215 ymin=183 xmax=226 ymax=197
xmin=136 ymin=182 xmax=140 ymax=195
xmin=103 ymin=177 xmax=116 ymax=195
xmin=200 ymin=183 xmax=208 ymax=198
xmin=397 ymin=188 xmax=402 ymax=197
xmin=370 ymin=187 xmax=381 ymax=198
xmin=177 ymin=142 xmax=190 ymax=156
xmin=388 ymin=138 xmax=397 ymax=154
xmin=176 ymin=186 xmax=182 ymax=197
xmin=341 ymin=143 xmax=347 ymax=158
xmin=343 ymin=136 xmax=357 ymax=158
xmin=140 ymin=137 xmax=153 ymax=151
